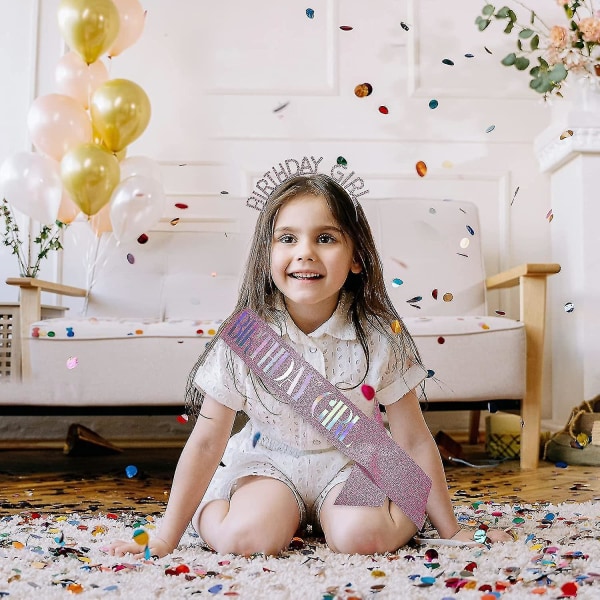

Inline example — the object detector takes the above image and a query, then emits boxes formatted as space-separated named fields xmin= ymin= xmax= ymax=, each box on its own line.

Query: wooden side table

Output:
xmin=4 ymin=278 xmax=87 ymax=380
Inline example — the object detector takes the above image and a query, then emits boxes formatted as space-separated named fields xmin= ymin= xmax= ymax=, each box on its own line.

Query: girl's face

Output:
xmin=270 ymin=194 xmax=361 ymax=333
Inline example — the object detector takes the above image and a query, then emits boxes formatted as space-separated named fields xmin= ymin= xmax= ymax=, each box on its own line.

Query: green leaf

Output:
xmin=478 ymin=18 xmax=491 ymax=31
xmin=501 ymin=52 xmax=517 ymax=66
xmin=549 ymin=63 xmax=568 ymax=82
xmin=496 ymin=6 xmax=511 ymax=18
xmin=482 ymin=4 xmax=495 ymax=16
xmin=515 ymin=56 xmax=530 ymax=70
xmin=530 ymin=34 xmax=539 ymax=51
xmin=517 ymin=39 xmax=523 ymax=51
xmin=508 ymin=9 xmax=517 ymax=21
xmin=530 ymin=10 xmax=536 ymax=25
xmin=503 ymin=21 xmax=514 ymax=34
xmin=530 ymin=66 xmax=540 ymax=76
xmin=519 ymin=28 xmax=534 ymax=39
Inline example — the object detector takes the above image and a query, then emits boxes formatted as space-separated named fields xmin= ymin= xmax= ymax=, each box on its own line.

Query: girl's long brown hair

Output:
xmin=185 ymin=174 xmax=424 ymax=417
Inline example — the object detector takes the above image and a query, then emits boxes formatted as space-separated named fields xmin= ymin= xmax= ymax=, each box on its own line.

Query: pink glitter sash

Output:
xmin=220 ymin=309 xmax=431 ymax=528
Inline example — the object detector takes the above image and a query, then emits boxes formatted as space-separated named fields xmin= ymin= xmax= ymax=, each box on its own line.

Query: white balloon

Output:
xmin=109 ymin=175 xmax=165 ymax=242
xmin=119 ymin=155 xmax=162 ymax=182
xmin=0 ymin=152 xmax=62 ymax=224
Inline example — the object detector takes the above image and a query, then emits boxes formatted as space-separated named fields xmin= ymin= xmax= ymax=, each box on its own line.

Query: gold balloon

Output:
xmin=60 ymin=143 xmax=120 ymax=216
xmin=57 ymin=0 xmax=120 ymax=65
xmin=91 ymin=78 xmax=151 ymax=152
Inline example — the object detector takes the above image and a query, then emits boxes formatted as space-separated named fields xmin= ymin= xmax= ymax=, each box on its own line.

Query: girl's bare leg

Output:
xmin=193 ymin=475 xmax=301 ymax=556
xmin=319 ymin=482 xmax=417 ymax=554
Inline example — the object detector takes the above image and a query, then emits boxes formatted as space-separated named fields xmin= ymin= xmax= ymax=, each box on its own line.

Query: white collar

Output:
xmin=275 ymin=291 xmax=357 ymax=343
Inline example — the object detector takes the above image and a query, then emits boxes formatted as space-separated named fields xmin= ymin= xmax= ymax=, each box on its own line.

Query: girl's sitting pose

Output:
xmin=109 ymin=173 xmax=512 ymax=558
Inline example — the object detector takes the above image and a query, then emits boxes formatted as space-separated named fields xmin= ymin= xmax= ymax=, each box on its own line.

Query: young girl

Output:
xmin=109 ymin=173 xmax=511 ymax=559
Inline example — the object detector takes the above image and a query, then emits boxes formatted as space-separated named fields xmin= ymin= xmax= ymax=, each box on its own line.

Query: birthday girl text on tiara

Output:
xmin=246 ymin=156 xmax=369 ymax=211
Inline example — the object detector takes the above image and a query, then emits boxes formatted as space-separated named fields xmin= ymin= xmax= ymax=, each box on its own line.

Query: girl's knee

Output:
xmin=212 ymin=520 xmax=289 ymax=556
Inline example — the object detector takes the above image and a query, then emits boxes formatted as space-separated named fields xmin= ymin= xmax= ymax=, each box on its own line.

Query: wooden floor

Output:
xmin=1 ymin=441 xmax=599 ymax=516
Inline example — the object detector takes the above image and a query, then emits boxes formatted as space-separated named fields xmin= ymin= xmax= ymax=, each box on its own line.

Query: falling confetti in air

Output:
xmin=443 ymin=292 xmax=454 ymax=302
xmin=66 ymin=356 xmax=79 ymax=369
xmin=484 ymin=46 xmax=493 ymax=54
xmin=416 ymin=161 xmax=427 ymax=177
xmin=442 ymin=58 xmax=454 ymax=65
xmin=306 ymin=8 xmax=314 ymax=19
xmin=340 ymin=25 xmax=353 ymax=31
xmin=400 ymin=22 xmax=410 ymax=31
xmin=378 ymin=105 xmax=389 ymax=114
xmin=337 ymin=156 xmax=347 ymax=166
xmin=546 ymin=209 xmax=554 ymax=222
xmin=252 ymin=432 xmax=261 ymax=447
xmin=391 ymin=320 xmax=402 ymax=334
xmin=428 ymin=99 xmax=439 ymax=109
xmin=177 ymin=414 xmax=189 ymax=424
xmin=126 ymin=253 xmax=135 ymax=264
xmin=560 ymin=129 xmax=574 ymax=140
xmin=466 ymin=225 xmax=475 ymax=235
xmin=391 ymin=278 xmax=403 ymax=287
xmin=137 ymin=233 xmax=148 ymax=244
xmin=511 ymin=186 xmax=520 ymax=206
xmin=486 ymin=124 xmax=495 ymax=133
xmin=564 ymin=302 xmax=575 ymax=313
xmin=354 ymin=83 xmax=373 ymax=97
xmin=125 ymin=465 xmax=138 ymax=478
xmin=174 ymin=202 xmax=188 ymax=209
xmin=170 ymin=218 xmax=180 ymax=226
xmin=465 ymin=53 xmax=475 ymax=58
xmin=273 ymin=101 xmax=289 ymax=113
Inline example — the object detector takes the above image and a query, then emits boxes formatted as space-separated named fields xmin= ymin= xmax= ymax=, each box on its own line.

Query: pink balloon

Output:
xmin=108 ymin=0 xmax=146 ymax=57
xmin=57 ymin=190 xmax=80 ymax=224
xmin=27 ymin=93 xmax=93 ymax=161
xmin=0 ymin=152 xmax=62 ymax=224
xmin=110 ymin=175 xmax=165 ymax=242
xmin=55 ymin=51 xmax=109 ymax=109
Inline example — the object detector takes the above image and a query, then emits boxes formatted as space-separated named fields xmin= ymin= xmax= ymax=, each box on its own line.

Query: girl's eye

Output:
xmin=278 ymin=234 xmax=296 ymax=244
xmin=317 ymin=233 xmax=336 ymax=243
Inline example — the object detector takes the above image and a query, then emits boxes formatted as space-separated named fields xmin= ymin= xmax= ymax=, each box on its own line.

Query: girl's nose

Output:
xmin=295 ymin=240 xmax=315 ymax=261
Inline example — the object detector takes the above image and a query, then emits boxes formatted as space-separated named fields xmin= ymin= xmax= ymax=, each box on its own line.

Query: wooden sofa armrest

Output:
xmin=485 ymin=263 xmax=560 ymax=469
xmin=5 ymin=277 xmax=87 ymax=380
xmin=485 ymin=263 xmax=561 ymax=290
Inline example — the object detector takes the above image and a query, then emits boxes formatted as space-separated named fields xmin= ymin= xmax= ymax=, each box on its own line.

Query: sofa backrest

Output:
xmin=62 ymin=197 xmax=486 ymax=321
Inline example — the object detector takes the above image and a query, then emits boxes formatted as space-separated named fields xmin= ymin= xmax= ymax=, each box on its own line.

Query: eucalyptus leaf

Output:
xmin=501 ymin=52 xmax=517 ymax=66
xmin=515 ymin=56 xmax=530 ymax=70
xmin=518 ymin=28 xmax=534 ymax=39
xmin=496 ymin=6 xmax=510 ymax=18
xmin=503 ymin=21 xmax=514 ymax=34
xmin=482 ymin=4 xmax=495 ymax=16
xmin=530 ymin=34 xmax=539 ymax=51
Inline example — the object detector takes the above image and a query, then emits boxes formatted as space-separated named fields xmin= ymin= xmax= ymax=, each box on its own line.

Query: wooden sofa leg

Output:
xmin=468 ymin=410 xmax=481 ymax=444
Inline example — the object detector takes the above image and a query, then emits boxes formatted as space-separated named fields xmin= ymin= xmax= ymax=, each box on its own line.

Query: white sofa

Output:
xmin=4 ymin=197 xmax=559 ymax=467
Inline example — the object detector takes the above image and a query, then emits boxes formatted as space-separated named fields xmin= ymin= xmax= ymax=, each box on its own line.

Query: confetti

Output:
xmin=466 ymin=225 xmax=475 ymax=235
xmin=306 ymin=8 xmax=314 ymax=19
xmin=252 ymin=432 xmax=261 ymax=447
xmin=465 ymin=53 xmax=475 ymax=58
xmin=400 ymin=22 xmax=410 ymax=31
xmin=391 ymin=278 xmax=403 ymax=287
xmin=460 ymin=237 xmax=470 ymax=249
xmin=337 ymin=156 xmax=347 ymax=166
xmin=415 ymin=161 xmax=427 ymax=177
xmin=354 ymin=83 xmax=373 ymax=97
xmin=407 ymin=296 xmax=422 ymax=303
xmin=484 ymin=46 xmax=492 ymax=54
xmin=486 ymin=124 xmax=495 ymax=133
xmin=220 ymin=190 xmax=229 ymax=194
xmin=511 ymin=186 xmax=520 ymax=206
xmin=391 ymin=320 xmax=402 ymax=334
xmin=170 ymin=218 xmax=180 ymax=226
xmin=546 ymin=209 xmax=554 ymax=222
xmin=174 ymin=203 xmax=188 ymax=209
xmin=428 ymin=99 xmax=438 ymax=109
xmin=443 ymin=292 xmax=453 ymax=302
xmin=339 ymin=25 xmax=353 ymax=31
xmin=560 ymin=129 xmax=574 ymax=140
xmin=564 ymin=302 xmax=575 ymax=313
xmin=137 ymin=233 xmax=148 ymax=244
xmin=442 ymin=58 xmax=454 ymax=65
xmin=361 ymin=384 xmax=376 ymax=401
xmin=125 ymin=465 xmax=138 ymax=478
xmin=132 ymin=529 xmax=149 ymax=547
xmin=126 ymin=253 xmax=135 ymax=264
xmin=432 ymin=289 xmax=438 ymax=300
xmin=66 ymin=356 xmax=79 ymax=369
xmin=437 ymin=336 xmax=445 ymax=344
xmin=378 ymin=105 xmax=389 ymax=114
xmin=273 ymin=101 xmax=289 ymax=113
xmin=177 ymin=414 xmax=189 ymax=424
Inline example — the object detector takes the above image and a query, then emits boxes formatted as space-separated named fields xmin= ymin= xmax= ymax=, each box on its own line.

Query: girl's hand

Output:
xmin=450 ymin=527 xmax=513 ymax=544
xmin=106 ymin=537 xmax=173 ymax=559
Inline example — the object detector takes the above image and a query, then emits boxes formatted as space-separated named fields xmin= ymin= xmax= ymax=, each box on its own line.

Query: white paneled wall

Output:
xmin=0 ymin=0 xmax=562 ymax=434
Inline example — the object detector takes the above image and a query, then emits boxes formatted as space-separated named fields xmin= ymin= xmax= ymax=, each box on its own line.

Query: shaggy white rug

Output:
xmin=1 ymin=500 xmax=600 ymax=599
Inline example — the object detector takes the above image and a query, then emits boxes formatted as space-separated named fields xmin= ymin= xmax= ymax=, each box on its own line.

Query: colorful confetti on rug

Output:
xmin=2 ymin=500 xmax=600 ymax=599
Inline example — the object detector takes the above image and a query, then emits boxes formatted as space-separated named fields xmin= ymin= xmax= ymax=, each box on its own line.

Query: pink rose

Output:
xmin=549 ymin=25 xmax=569 ymax=48
xmin=578 ymin=17 xmax=600 ymax=42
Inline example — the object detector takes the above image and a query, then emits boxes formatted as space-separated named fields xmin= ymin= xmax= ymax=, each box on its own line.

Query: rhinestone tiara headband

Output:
xmin=246 ymin=156 xmax=369 ymax=211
